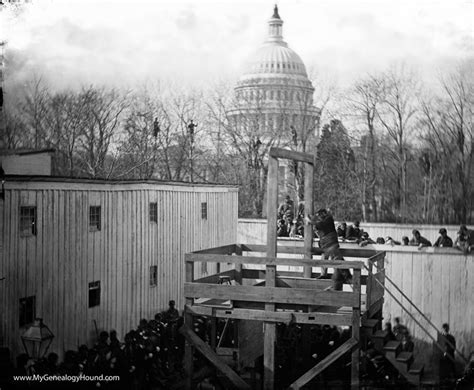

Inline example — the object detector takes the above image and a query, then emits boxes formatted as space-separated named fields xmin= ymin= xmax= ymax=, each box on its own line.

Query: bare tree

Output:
xmin=76 ymin=86 xmax=128 ymax=178
xmin=345 ymin=74 xmax=386 ymax=221
xmin=377 ymin=65 xmax=419 ymax=222
xmin=419 ymin=63 xmax=474 ymax=223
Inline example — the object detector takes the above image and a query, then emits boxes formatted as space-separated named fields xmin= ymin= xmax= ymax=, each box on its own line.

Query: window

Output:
xmin=201 ymin=202 xmax=208 ymax=220
xmin=20 ymin=206 xmax=36 ymax=236
xmin=88 ymin=281 xmax=100 ymax=307
xmin=149 ymin=202 xmax=158 ymax=223
xmin=150 ymin=265 xmax=157 ymax=287
xmin=89 ymin=206 xmax=101 ymax=231
xmin=19 ymin=296 xmax=36 ymax=327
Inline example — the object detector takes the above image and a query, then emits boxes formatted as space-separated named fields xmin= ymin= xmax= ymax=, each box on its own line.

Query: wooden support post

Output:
xmin=264 ymin=155 xmax=278 ymax=390
xmin=211 ymin=317 xmax=217 ymax=350
xmin=351 ymin=269 xmax=361 ymax=390
xmin=366 ymin=260 xmax=373 ymax=313
xmin=235 ymin=245 xmax=243 ymax=285
xmin=184 ymin=258 xmax=195 ymax=390
xmin=303 ymin=160 xmax=314 ymax=278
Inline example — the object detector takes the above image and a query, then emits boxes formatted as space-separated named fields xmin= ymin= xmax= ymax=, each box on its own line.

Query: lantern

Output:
xmin=21 ymin=318 xmax=54 ymax=360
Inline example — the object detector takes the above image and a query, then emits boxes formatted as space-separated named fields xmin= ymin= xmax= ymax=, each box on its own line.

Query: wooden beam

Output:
xmin=278 ymin=276 xmax=332 ymax=290
xmin=303 ymin=161 xmax=314 ymax=278
xmin=351 ymin=269 xmax=361 ymax=390
xmin=193 ymin=244 xmax=237 ymax=255
xmin=240 ymin=244 xmax=378 ymax=259
xmin=179 ymin=325 xmax=251 ymax=390
xmin=288 ymin=338 xmax=358 ymax=389
xmin=184 ymin=283 xmax=357 ymax=307
xmin=269 ymin=147 xmax=315 ymax=164
xmin=194 ymin=269 xmax=236 ymax=284
xmin=186 ymin=305 xmax=353 ymax=326
xmin=264 ymin=155 xmax=278 ymax=390
xmin=368 ymin=251 xmax=386 ymax=264
xmin=186 ymin=253 xmax=364 ymax=269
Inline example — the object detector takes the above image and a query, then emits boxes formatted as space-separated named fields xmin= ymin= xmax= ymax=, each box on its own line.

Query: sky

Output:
xmin=1 ymin=0 xmax=472 ymax=91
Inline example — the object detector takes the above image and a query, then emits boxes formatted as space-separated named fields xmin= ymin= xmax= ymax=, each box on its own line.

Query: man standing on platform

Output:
xmin=305 ymin=208 xmax=351 ymax=290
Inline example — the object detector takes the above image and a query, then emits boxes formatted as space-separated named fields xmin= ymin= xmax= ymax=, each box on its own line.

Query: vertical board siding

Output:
xmin=383 ymin=250 xmax=473 ymax=363
xmin=1 ymin=181 xmax=237 ymax=360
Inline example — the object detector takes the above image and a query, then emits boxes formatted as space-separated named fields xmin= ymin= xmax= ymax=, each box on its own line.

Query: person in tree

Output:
xmin=434 ymin=228 xmax=453 ymax=248
xmin=305 ymin=208 xmax=351 ymax=290
xmin=409 ymin=229 xmax=432 ymax=248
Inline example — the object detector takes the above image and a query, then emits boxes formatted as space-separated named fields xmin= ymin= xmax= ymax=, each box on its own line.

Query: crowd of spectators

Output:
xmin=0 ymin=301 xmax=184 ymax=390
xmin=276 ymin=196 xmax=474 ymax=254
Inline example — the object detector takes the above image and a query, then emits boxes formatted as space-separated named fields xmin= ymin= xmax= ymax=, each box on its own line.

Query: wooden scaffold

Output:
xmin=180 ymin=148 xmax=388 ymax=389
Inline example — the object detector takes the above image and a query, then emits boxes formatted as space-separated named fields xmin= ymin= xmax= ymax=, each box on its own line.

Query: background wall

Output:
xmin=237 ymin=218 xmax=474 ymax=368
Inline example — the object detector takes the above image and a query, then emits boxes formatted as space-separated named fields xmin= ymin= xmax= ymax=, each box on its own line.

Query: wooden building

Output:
xmin=0 ymin=176 xmax=238 ymax=358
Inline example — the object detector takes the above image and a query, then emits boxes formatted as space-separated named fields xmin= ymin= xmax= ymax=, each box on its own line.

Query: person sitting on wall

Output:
xmin=278 ymin=195 xmax=295 ymax=221
xmin=434 ymin=228 xmax=454 ymax=248
xmin=336 ymin=222 xmax=347 ymax=239
xmin=455 ymin=225 xmax=474 ymax=254
xmin=385 ymin=236 xmax=401 ymax=245
xmin=401 ymin=236 xmax=409 ymax=245
xmin=277 ymin=218 xmax=289 ymax=237
xmin=305 ymin=208 xmax=351 ymax=289
xmin=409 ymin=229 xmax=432 ymax=249
xmin=346 ymin=221 xmax=362 ymax=240
xmin=358 ymin=231 xmax=376 ymax=247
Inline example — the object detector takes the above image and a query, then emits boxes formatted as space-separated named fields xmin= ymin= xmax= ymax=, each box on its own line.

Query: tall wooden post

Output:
xmin=184 ymin=257 xmax=195 ymax=389
xmin=264 ymin=155 xmax=278 ymax=390
xmin=351 ymin=268 xmax=361 ymax=389
xmin=303 ymin=160 xmax=314 ymax=278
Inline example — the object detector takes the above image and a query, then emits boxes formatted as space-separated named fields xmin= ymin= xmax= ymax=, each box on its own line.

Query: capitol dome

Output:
xmin=228 ymin=5 xmax=320 ymax=140
xmin=236 ymin=5 xmax=314 ymax=91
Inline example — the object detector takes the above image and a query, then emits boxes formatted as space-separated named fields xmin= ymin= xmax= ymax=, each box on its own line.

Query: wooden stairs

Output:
xmin=362 ymin=318 xmax=424 ymax=386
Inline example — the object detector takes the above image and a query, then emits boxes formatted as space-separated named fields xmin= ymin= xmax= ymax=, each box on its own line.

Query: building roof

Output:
xmin=4 ymin=174 xmax=239 ymax=190
xmin=0 ymin=148 xmax=56 ymax=156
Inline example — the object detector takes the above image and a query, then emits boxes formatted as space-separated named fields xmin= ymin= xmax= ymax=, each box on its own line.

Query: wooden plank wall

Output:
xmin=0 ymin=180 xmax=238 ymax=359
xmin=383 ymin=250 xmax=473 ymax=363
xmin=237 ymin=220 xmax=473 ymax=364
xmin=237 ymin=219 xmax=462 ymax=246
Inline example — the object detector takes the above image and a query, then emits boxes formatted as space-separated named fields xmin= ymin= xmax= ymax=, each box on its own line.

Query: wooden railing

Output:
xmin=184 ymin=244 xmax=387 ymax=325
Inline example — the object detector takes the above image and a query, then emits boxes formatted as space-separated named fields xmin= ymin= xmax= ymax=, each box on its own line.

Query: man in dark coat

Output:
xmin=440 ymin=323 xmax=456 ymax=382
xmin=306 ymin=208 xmax=351 ymax=290
xmin=409 ymin=229 xmax=432 ymax=248
xmin=434 ymin=228 xmax=453 ymax=248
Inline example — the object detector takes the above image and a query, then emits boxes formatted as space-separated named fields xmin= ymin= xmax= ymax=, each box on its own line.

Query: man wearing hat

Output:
xmin=305 ymin=208 xmax=351 ymax=290
xmin=456 ymin=225 xmax=474 ymax=253
xmin=409 ymin=229 xmax=432 ymax=248
xmin=434 ymin=228 xmax=453 ymax=247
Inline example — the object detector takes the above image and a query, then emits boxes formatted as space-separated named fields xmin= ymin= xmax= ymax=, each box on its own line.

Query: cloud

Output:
xmin=0 ymin=0 xmax=471 ymax=92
